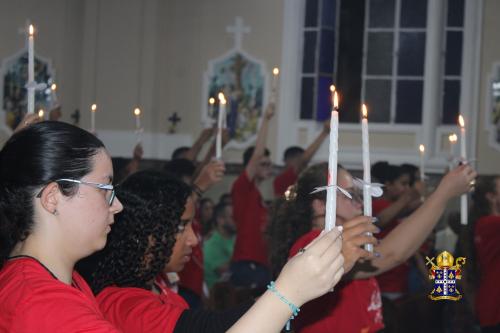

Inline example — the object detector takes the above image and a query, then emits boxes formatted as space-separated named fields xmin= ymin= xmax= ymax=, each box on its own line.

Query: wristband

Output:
xmin=267 ymin=281 xmax=300 ymax=331
xmin=192 ymin=184 xmax=204 ymax=198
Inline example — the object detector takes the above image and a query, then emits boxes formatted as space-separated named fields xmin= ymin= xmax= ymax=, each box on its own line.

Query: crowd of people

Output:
xmin=0 ymin=105 xmax=498 ymax=333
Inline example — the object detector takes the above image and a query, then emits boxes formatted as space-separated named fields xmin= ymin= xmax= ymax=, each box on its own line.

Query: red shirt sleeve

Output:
xmin=0 ymin=259 xmax=119 ymax=333
xmin=97 ymin=287 xmax=186 ymax=333
xmin=273 ymin=166 xmax=298 ymax=197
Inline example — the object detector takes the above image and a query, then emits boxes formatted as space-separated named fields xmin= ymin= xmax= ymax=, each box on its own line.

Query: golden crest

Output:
xmin=426 ymin=251 xmax=466 ymax=301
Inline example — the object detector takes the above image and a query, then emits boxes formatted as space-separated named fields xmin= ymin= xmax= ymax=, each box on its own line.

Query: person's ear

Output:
xmin=311 ymin=198 xmax=326 ymax=216
xmin=39 ymin=182 xmax=60 ymax=215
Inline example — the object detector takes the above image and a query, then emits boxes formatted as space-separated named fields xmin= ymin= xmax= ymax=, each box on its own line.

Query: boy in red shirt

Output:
xmin=230 ymin=104 xmax=275 ymax=289
xmin=274 ymin=121 xmax=330 ymax=197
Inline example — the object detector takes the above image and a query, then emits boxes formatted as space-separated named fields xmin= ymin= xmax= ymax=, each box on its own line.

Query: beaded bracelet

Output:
xmin=191 ymin=184 xmax=204 ymax=198
xmin=267 ymin=281 xmax=300 ymax=331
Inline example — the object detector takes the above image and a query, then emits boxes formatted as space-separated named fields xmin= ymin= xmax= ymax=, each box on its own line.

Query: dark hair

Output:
xmin=400 ymin=163 xmax=419 ymax=186
xmin=243 ymin=146 xmax=270 ymax=166
xmin=267 ymin=163 xmax=330 ymax=278
xmin=0 ymin=121 xmax=104 ymax=267
xmin=283 ymin=146 xmax=304 ymax=162
xmin=371 ymin=161 xmax=404 ymax=184
xmin=90 ymin=170 xmax=192 ymax=294
xmin=219 ymin=193 xmax=232 ymax=205
xmin=213 ymin=202 xmax=231 ymax=224
xmin=164 ymin=158 xmax=196 ymax=180
xmin=171 ymin=147 xmax=190 ymax=160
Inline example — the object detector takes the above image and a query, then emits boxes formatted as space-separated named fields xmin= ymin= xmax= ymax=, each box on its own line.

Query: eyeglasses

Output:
xmin=343 ymin=188 xmax=363 ymax=204
xmin=36 ymin=178 xmax=116 ymax=206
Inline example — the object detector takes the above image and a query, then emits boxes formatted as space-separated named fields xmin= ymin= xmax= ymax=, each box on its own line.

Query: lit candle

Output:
xmin=448 ymin=133 xmax=457 ymax=157
xmin=134 ymin=107 xmax=142 ymax=130
xmin=361 ymin=104 xmax=373 ymax=252
xmin=38 ymin=109 xmax=44 ymax=119
xmin=90 ymin=104 xmax=97 ymax=133
xmin=325 ymin=85 xmax=338 ymax=231
xmin=270 ymin=67 xmax=279 ymax=104
xmin=209 ymin=97 xmax=215 ymax=117
xmin=216 ymin=93 xmax=227 ymax=160
xmin=27 ymin=24 xmax=35 ymax=114
xmin=419 ymin=144 xmax=425 ymax=183
xmin=458 ymin=115 xmax=467 ymax=225
xmin=51 ymin=83 xmax=58 ymax=105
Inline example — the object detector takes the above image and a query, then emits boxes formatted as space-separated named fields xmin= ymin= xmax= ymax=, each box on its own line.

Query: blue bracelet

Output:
xmin=267 ymin=281 xmax=300 ymax=331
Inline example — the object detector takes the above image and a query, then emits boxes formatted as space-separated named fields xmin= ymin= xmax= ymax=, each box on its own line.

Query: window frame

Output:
xmin=275 ymin=0 xmax=482 ymax=171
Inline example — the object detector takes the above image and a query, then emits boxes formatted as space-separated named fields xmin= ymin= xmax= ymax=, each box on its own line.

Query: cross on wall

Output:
xmin=226 ymin=16 xmax=251 ymax=50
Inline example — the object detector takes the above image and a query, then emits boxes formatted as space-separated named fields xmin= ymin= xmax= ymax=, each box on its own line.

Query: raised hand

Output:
xmin=194 ymin=160 xmax=226 ymax=192
xmin=274 ymin=227 xmax=344 ymax=307
xmin=14 ymin=113 xmax=42 ymax=133
xmin=341 ymin=216 xmax=379 ymax=273
xmin=437 ymin=164 xmax=477 ymax=199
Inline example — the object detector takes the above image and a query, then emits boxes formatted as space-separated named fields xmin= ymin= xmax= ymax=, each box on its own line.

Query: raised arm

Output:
xmin=295 ymin=120 xmax=330 ymax=173
xmin=184 ymin=128 xmax=213 ymax=162
xmin=375 ymin=188 xmax=420 ymax=228
xmin=355 ymin=165 xmax=476 ymax=279
xmin=227 ymin=228 xmax=344 ymax=333
xmin=246 ymin=104 xmax=275 ymax=180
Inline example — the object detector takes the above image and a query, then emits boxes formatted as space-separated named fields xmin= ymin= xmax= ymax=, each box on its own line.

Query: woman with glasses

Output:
xmin=0 ymin=121 xmax=123 ymax=332
xmin=267 ymin=162 xmax=476 ymax=332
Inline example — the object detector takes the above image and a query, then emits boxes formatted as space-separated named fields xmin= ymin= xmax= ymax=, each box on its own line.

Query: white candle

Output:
xmin=270 ymin=67 xmax=279 ymax=104
xmin=27 ymin=24 xmax=35 ymax=114
xmin=38 ymin=109 xmax=44 ymax=120
xmin=216 ymin=93 xmax=226 ymax=160
xmin=361 ymin=104 xmax=373 ymax=251
xmin=448 ymin=133 xmax=457 ymax=170
xmin=458 ymin=115 xmax=467 ymax=225
xmin=90 ymin=104 xmax=97 ymax=133
xmin=134 ymin=107 xmax=142 ymax=130
xmin=419 ymin=144 xmax=425 ymax=182
xmin=325 ymin=86 xmax=338 ymax=232
xmin=51 ymin=83 xmax=58 ymax=106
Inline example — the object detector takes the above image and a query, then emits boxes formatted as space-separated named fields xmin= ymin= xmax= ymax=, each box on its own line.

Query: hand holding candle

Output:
xmin=216 ymin=93 xmax=227 ymax=160
xmin=325 ymin=85 xmax=339 ymax=232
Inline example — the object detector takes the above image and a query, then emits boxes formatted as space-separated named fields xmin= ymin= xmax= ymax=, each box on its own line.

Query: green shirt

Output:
xmin=203 ymin=230 xmax=235 ymax=289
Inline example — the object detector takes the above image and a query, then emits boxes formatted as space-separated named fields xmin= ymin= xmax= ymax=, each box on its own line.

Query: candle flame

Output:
xmin=209 ymin=97 xmax=215 ymax=105
xmin=38 ymin=109 xmax=44 ymax=118
xmin=362 ymin=104 xmax=368 ymax=118
xmin=419 ymin=144 xmax=425 ymax=153
xmin=329 ymin=85 xmax=336 ymax=92
xmin=29 ymin=25 xmax=34 ymax=36
xmin=51 ymin=83 xmax=57 ymax=91
xmin=333 ymin=91 xmax=339 ymax=110
xmin=134 ymin=107 xmax=141 ymax=116
xmin=458 ymin=115 xmax=465 ymax=128
xmin=272 ymin=67 xmax=279 ymax=76
xmin=91 ymin=104 xmax=97 ymax=112
xmin=449 ymin=133 xmax=457 ymax=143
xmin=218 ymin=92 xmax=226 ymax=105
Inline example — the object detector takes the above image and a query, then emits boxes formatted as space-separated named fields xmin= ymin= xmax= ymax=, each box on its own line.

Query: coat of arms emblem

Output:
xmin=426 ymin=251 xmax=466 ymax=301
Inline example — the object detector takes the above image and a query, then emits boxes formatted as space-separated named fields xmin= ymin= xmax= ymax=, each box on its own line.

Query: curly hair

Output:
xmin=267 ymin=163 xmax=330 ymax=278
xmin=89 ymin=170 xmax=192 ymax=294
xmin=0 ymin=121 xmax=104 ymax=267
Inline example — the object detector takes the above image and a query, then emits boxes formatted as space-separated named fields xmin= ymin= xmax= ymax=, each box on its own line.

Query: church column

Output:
xmin=421 ymin=0 xmax=445 ymax=160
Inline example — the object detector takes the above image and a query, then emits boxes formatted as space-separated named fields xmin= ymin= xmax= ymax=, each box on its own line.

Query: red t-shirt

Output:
xmin=231 ymin=170 xmax=269 ymax=266
xmin=273 ymin=166 xmax=298 ymax=197
xmin=0 ymin=257 xmax=119 ymax=333
xmin=97 ymin=285 xmax=189 ymax=333
xmin=474 ymin=215 xmax=500 ymax=327
xmin=372 ymin=198 xmax=410 ymax=294
xmin=178 ymin=220 xmax=204 ymax=297
xmin=289 ymin=230 xmax=384 ymax=333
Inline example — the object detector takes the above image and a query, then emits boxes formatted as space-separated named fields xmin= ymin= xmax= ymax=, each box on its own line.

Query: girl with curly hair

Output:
xmin=89 ymin=169 xmax=346 ymax=333
xmin=268 ymin=162 xmax=476 ymax=333
xmin=0 ymin=121 xmax=123 ymax=332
